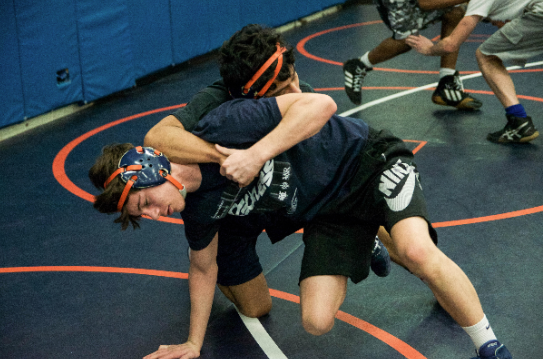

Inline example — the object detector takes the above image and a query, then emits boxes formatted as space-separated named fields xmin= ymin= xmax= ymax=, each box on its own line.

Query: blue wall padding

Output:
xmin=170 ymin=0 xmax=241 ymax=65
xmin=13 ymin=0 xmax=84 ymax=120
xmin=1 ymin=0 xmax=343 ymax=129
xmin=127 ymin=0 xmax=174 ymax=79
xmin=240 ymin=2 xmax=279 ymax=28
xmin=0 ymin=0 xmax=25 ymax=128
xmin=299 ymin=0 xmax=342 ymax=17
xmin=170 ymin=0 xmax=342 ymax=65
xmin=241 ymin=1 xmax=342 ymax=28
xmin=75 ymin=0 xmax=135 ymax=102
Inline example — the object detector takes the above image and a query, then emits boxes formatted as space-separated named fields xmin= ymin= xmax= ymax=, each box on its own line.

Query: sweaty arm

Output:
xmin=143 ymin=234 xmax=219 ymax=359
xmin=405 ymin=14 xmax=481 ymax=56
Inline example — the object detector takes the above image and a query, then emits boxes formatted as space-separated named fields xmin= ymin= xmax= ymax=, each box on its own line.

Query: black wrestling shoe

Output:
xmin=343 ymin=58 xmax=372 ymax=105
xmin=371 ymin=236 xmax=391 ymax=277
xmin=432 ymin=71 xmax=482 ymax=110
xmin=487 ymin=115 xmax=539 ymax=144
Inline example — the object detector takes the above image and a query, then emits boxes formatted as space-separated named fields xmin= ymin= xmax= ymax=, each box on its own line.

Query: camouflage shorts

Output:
xmin=373 ymin=0 xmax=447 ymax=39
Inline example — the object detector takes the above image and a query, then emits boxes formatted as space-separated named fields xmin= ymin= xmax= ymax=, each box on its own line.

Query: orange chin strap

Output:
xmin=159 ymin=169 xmax=187 ymax=199
xmin=111 ymin=171 xmax=187 ymax=213
xmin=117 ymin=175 xmax=138 ymax=212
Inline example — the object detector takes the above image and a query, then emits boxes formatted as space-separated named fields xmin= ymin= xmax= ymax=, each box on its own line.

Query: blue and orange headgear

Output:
xmin=104 ymin=146 xmax=186 ymax=212
xmin=228 ymin=43 xmax=287 ymax=99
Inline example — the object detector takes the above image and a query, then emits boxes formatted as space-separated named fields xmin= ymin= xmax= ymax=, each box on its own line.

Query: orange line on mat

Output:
xmin=433 ymin=205 xmax=543 ymax=228
xmin=0 ymin=267 xmax=426 ymax=359
xmin=269 ymin=288 xmax=427 ymax=359
xmin=0 ymin=266 xmax=188 ymax=279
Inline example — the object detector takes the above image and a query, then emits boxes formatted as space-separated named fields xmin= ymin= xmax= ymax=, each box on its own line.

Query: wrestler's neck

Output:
xmin=170 ymin=162 xmax=202 ymax=193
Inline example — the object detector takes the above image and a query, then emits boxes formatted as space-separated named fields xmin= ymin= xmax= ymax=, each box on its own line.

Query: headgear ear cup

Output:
xmin=229 ymin=43 xmax=287 ymax=99
xmin=104 ymin=146 xmax=186 ymax=211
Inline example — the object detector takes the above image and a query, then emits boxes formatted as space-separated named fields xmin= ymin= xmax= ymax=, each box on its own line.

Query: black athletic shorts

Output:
xmin=215 ymin=215 xmax=265 ymax=286
xmin=300 ymin=128 xmax=438 ymax=284
xmin=214 ymin=214 xmax=303 ymax=286
xmin=373 ymin=0 xmax=446 ymax=40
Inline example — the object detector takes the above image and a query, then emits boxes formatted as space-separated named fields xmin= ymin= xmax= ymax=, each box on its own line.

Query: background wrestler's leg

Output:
xmin=368 ymin=38 xmax=411 ymax=65
xmin=475 ymin=49 xmax=519 ymax=108
xmin=217 ymin=273 xmax=272 ymax=318
xmin=439 ymin=5 xmax=464 ymax=69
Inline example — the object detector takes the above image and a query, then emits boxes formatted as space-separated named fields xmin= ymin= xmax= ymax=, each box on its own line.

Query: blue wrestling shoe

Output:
xmin=471 ymin=340 xmax=512 ymax=359
xmin=371 ymin=236 xmax=391 ymax=277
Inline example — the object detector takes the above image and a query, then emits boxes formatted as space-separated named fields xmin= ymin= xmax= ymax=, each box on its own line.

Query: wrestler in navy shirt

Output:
xmin=181 ymin=97 xmax=370 ymax=250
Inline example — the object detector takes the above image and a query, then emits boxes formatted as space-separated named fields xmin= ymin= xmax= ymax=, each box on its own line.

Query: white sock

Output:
xmin=439 ymin=67 xmax=456 ymax=79
xmin=360 ymin=52 xmax=373 ymax=68
xmin=462 ymin=315 xmax=498 ymax=351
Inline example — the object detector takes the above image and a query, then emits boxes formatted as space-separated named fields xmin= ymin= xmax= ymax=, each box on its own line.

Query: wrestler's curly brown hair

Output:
xmin=88 ymin=143 xmax=141 ymax=230
xmin=219 ymin=24 xmax=296 ymax=96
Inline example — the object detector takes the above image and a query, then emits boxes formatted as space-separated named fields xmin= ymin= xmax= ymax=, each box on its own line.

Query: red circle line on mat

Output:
xmin=296 ymin=21 xmax=543 ymax=77
xmin=52 ymin=105 xmax=187 ymax=225
xmin=0 ymin=266 xmax=426 ymax=359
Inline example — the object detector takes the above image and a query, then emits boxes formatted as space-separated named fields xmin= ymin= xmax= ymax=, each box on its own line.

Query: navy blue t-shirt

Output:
xmin=181 ymin=97 xmax=370 ymax=250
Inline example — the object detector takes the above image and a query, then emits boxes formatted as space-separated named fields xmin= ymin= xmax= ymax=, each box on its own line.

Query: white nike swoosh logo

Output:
xmin=384 ymin=169 xmax=416 ymax=212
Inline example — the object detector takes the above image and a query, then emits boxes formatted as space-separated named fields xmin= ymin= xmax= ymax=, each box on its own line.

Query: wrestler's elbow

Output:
xmin=144 ymin=115 xmax=184 ymax=149
xmin=143 ymin=127 xmax=161 ymax=149
xmin=325 ymin=95 xmax=337 ymax=115
xmin=311 ymin=95 xmax=337 ymax=134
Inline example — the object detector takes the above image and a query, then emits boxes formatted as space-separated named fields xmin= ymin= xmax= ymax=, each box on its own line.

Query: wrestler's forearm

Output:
xmin=186 ymin=262 xmax=217 ymax=349
xmin=431 ymin=14 xmax=480 ymax=55
xmin=251 ymin=93 xmax=337 ymax=162
xmin=428 ymin=37 xmax=459 ymax=56
xmin=186 ymin=235 xmax=219 ymax=350
xmin=407 ymin=15 xmax=478 ymax=57
xmin=144 ymin=115 xmax=225 ymax=164
xmin=418 ymin=0 xmax=467 ymax=11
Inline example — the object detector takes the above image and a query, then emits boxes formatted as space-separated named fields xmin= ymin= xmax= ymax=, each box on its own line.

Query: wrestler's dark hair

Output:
xmin=88 ymin=143 xmax=141 ymax=230
xmin=219 ymin=24 xmax=296 ymax=95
